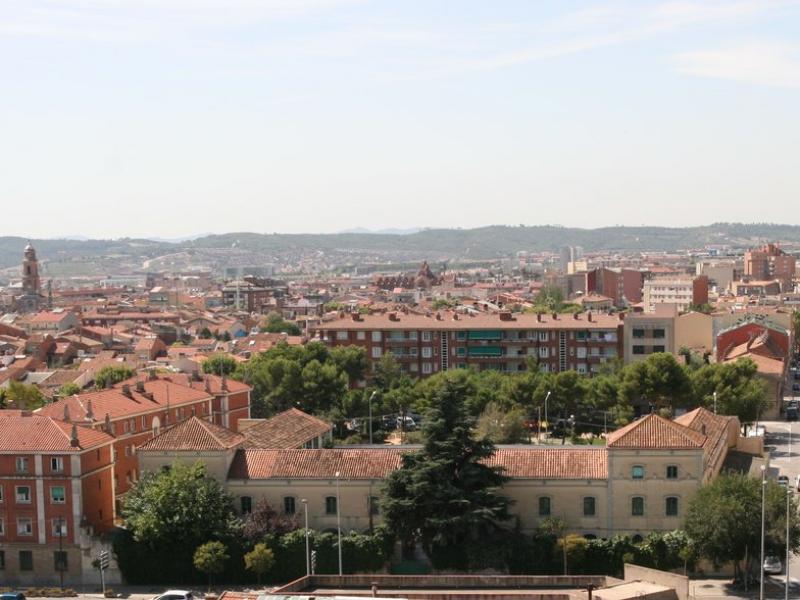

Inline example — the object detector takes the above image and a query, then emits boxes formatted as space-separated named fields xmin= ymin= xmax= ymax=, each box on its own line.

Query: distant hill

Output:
xmin=1 ymin=223 xmax=799 ymax=270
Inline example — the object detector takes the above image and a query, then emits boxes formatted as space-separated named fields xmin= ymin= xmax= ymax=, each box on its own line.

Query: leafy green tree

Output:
xmin=244 ymin=542 xmax=275 ymax=585
xmin=689 ymin=358 xmax=768 ymax=423
xmin=329 ymin=345 xmax=368 ymax=382
xmin=94 ymin=365 xmax=134 ymax=389
xmin=242 ymin=498 xmax=298 ymax=543
xmin=475 ymin=401 xmax=528 ymax=444
xmin=199 ymin=327 xmax=213 ymax=339
xmin=202 ymin=353 xmax=238 ymax=376
xmin=535 ymin=285 xmax=565 ymax=311
xmin=193 ymin=541 xmax=229 ymax=590
xmin=382 ymin=374 xmax=512 ymax=569
xmin=4 ymin=381 xmax=46 ymax=410
xmin=261 ymin=312 xmax=302 ymax=336
xmin=619 ymin=353 xmax=692 ymax=412
xmin=684 ymin=473 xmax=800 ymax=580
xmin=372 ymin=352 xmax=405 ymax=391
xmin=57 ymin=382 xmax=82 ymax=397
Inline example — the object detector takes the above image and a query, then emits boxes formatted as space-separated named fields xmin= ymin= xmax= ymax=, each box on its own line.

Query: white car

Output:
xmin=154 ymin=591 xmax=195 ymax=600
xmin=795 ymin=474 xmax=800 ymax=491
xmin=764 ymin=556 xmax=783 ymax=575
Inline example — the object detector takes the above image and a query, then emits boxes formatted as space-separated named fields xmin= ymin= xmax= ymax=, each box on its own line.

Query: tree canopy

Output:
xmin=202 ymin=353 xmax=238 ymax=376
xmin=94 ymin=365 xmax=135 ymax=389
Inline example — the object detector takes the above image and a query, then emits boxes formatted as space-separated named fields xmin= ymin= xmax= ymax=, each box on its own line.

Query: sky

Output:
xmin=2 ymin=0 xmax=800 ymax=239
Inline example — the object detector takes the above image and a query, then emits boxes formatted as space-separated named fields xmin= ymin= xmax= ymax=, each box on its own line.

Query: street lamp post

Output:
xmin=761 ymin=464 xmax=767 ymax=600
xmin=786 ymin=487 xmax=791 ymax=600
xmin=713 ymin=391 xmax=717 ymax=414
xmin=335 ymin=471 xmax=343 ymax=576
xmin=302 ymin=499 xmax=310 ymax=577
xmin=57 ymin=516 xmax=64 ymax=591
xmin=544 ymin=391 xmax=551 ymax=441
xmin=369 ymin=391 xmax=377 ymax=445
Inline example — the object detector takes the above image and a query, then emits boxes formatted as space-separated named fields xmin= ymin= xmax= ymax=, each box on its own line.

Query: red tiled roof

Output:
xmin=487 ymin=447 xmax=607 ymax=479
xmin=0 ymin=415 xmax=113 ymax=452
xmin=167 ymin=373 xmax=251 ymax=395
xmin=36 ymin=377 xmax=212 ymax=422
xmin=317 ymin=310 xmax=622 ymax=331
xmin=138 ymin=416 xmax=244 ymax=451
xmin=229 ymin=447 xmax=406 ymax=479
xmin=606 ymin=413 xmax=706 ymax=449
xmin=242 ymin=408 xmax=332 ymax=449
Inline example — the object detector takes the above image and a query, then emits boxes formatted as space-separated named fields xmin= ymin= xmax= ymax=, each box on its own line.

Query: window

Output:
xmin=538 ymin=496 xmax=551 ymax=516
xmin=576 ymin=347 xmax=587 ymax=358
xmin=409 ymin=331 xmax=418 ymax=340
xmin=129 ymin=418 xmax=136 ymax=432
xmin=409 ymin=347 xmax=418 ymax=356
xmin=539 ymin=347 xmax=549 ymax=358
xmin=422 ymin=331 xmax=432 ymax=342
xmin=653 ymin=345 xmax=666 ymax=353
xmin=125 ymin=446 xmax=132 ymax=457
xmin=632 ymin=345 xmax=645 ymax=355
xmin=240 ymin=496 xmax=252 ymax=514
xmin=577 ymin=364 xmax=588 ymax=374
xmin=356 ymin=331 xmax=366 ymax=340
xmin=336 ymin=331 xmax=349 ymax=340
xmin=51 ymin=457 xmax=64 ymax=472
xmin=52 ymin=518 xmax=68 ymax=537
xmin=54 ymin=551 xmax=68 ymax=572
xmin=538 ymin=331 xmax=549 ymax=342
xmin=583 ymin=496 xmax=596 ymax=517
xmin=51 ymin=486 xmax=66 ymax=504
xmin=371 ymin=347 xmax=382 ymax=359
xmin=422 ymin=347 xmax=432 ymax=358
xmin=456 ymin=331 xmax=467 ymax=340
xmin=369 ymin=496 xmax=380 ymax=515
xmin=653 ymin=328 xmax=665 ymax=338
xmin=631 ymin=497 xmax=645 ymax=516
xmin=17 ymin=518 xmax=33 ymax=536
xmin=665 ymin=496 xmax=679 ymax=517
xmin=15 ymin=457 xmax=28 ymax=473
xmin=283 ymin=496 xmax=296 ymax=515
xmin=666 ymin=465 xmax=678 ymax=479
xmin=409 ymin=363 xmax=418 ymax=372
xmin=141 ymin=415 xmax=147 ymax=429
xmin=0 ymin=550 xmax=4 ymax=569
xmin=0 ymin=518 xmax=4 ymax=535
xmin=15 ymin=486 xmax=31 ymax=504
xmin=632 ymin=466 xmax=645 ymax=479
xmin=0 ymin=484 xmax=4 ymax=502
xmin=325 ymin=496 xmax=337 ymax=515
xmin=371 ymin=331 xmax=382 ymax=342
xmin=632 ymin=328 xmax=645 ymax=339
xmin=19 ymin=550 xmax=33 ymax=571
xmin=422 ymin=363 xmax=432 ymax=374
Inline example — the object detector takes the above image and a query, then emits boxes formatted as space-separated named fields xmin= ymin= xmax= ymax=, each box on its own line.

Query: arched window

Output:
xmin=151 ymin=416 xmax=161 ymax=436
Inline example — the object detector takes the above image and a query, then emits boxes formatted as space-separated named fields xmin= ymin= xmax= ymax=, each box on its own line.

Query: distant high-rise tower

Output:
xmin=17 ymin=242 xmax=42 ymax=312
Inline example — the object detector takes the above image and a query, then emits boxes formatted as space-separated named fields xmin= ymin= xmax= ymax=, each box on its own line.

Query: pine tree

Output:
xmin=382 ymin=373 xmax=512 ymax=570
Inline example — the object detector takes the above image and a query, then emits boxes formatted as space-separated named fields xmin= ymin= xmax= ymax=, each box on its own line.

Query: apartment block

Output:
xmin=642 ymin=275 xmax=708 ymax=312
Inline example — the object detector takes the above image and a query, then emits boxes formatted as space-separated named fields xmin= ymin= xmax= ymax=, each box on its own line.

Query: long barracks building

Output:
xmin=313 ymin=310 xmax=624 ymax=379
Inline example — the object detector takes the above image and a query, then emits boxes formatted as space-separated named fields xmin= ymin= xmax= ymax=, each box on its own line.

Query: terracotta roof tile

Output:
xmin=138 ymin=416 xmax=244 ymax=451
xmin=0 ymin=414 xmax=113 ymax=452
xmin=242 ymin=408 xmax=332 ymax=449
xmin=488 ymin=447 xmax=607 ymax=479
xmin=606 ymin=413 xmax=706 ymax=449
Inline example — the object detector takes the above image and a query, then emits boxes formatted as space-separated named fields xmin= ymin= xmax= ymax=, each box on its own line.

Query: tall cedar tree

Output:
xmin=381 ymin=374 xmax=512 ymax=570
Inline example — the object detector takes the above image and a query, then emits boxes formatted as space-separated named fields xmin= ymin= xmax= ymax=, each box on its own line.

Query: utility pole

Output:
xmin=302 ymin=499 xmax=310 ymax=577
xmin=336 ymin=471 xmax=343 ymax=576
xmin=761 ymin=464 xmax=767 ymax=600
xmin=369 ymin=390 xmax=377 ymax=445
xmin=544 ymin=391 xmax=551 ymax=442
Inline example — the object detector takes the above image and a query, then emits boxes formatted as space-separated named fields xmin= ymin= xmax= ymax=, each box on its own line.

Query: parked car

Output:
xmin=778 ymin=475 xmax=790 ymax=487
xmin=793 ymin=383 xmax=800 ymax=392
xmin=786 ymin=405 xmax=798 ymax=421
xmin=153 ymin=592 xmax=195 ymax=600
xmin=396 ymin=415 xmax=417 ymax=431
xmin=795 ymin=474 xmax=800 ymax=491
xmin=764 ymin=556 xmax=783 ymax=574
xmin=1 ymin=593 xmax=26 ymax=600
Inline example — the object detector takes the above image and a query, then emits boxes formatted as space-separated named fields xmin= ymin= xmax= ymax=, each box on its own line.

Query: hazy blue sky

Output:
xmin=2 ymin=0 xmax=800 ymax=239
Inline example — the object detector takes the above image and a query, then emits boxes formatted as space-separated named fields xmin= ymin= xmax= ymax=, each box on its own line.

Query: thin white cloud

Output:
xmin=674 ymin=42 xmax=800 ymax=88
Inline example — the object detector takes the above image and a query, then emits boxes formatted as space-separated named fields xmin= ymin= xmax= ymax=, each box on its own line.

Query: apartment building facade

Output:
xmin=0 ymin=413 xmax=115 ymax=585
xmin=744 ymin=243 xmax=796 ymax=291
xmin=642 ymin=276 xmax=708 ymax=312
xmin=313 ymin=310 xmax=624 ymax=380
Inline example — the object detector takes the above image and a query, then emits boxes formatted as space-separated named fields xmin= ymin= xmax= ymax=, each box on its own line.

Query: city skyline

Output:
xmin=2 ymin=0 xmax=800 ymax=239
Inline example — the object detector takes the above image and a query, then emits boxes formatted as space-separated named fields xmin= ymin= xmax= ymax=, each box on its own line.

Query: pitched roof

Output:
xmin=242 ymin=408 xmax=332 ymax=449
xmin=229 ymin=447 xmax=406 ymax=479
xmin=0 ymin=415 xmax=113 ymax=452
xmin=487 ymin=447 xmax=607 ymax=479
xmin=606 ymin=413 xmax=706 ymax=450
xmin=138 ymin=416 xmax=245 ymax=451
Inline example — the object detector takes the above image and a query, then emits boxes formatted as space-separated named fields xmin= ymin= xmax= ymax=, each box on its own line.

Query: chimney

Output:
xmin=221 ymin=374 xmax=229 ymax=392
xmin=572 ymin=313 xmax=578 ymax=320
xmin=122 ymin=384 xmax=132 ymax=398
xmin=552 ymin=313 xmax=558 ymax=320
xmin=351 ymin=313 xmax=362 ymax=322
xmin=536 ymin=313 xmax=542 ymax=322
xmin=618 ymin=313 xmax=625 ymax=321
xmin=70 ymin=423 xmax=80 ymax=448
xmin=587 ymin=312 xmax=593 ymax=322
xmin=388 ymin=312 xmax=399 ymax=322
xmin=136 ymin=380 xmax=145 ymax=393
xmin=86 ymin=399 xmax=94 ymax=420
xmin=148 ymin=368 xmax=157 ymax=381
xmin=204 ymin=376 xmax=212 ymax=393
xmin=499 ymin=311 xmax=513 ymax=321
xmin=453 ymin=313 xmax=459 ymax=320
xmin=104 ymin=413 xmax=113 ymax=435
xmin=435 ymin=312 xmax=443 ymax=321
xmin=63 ymin=404 xmax=71 ymax=423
